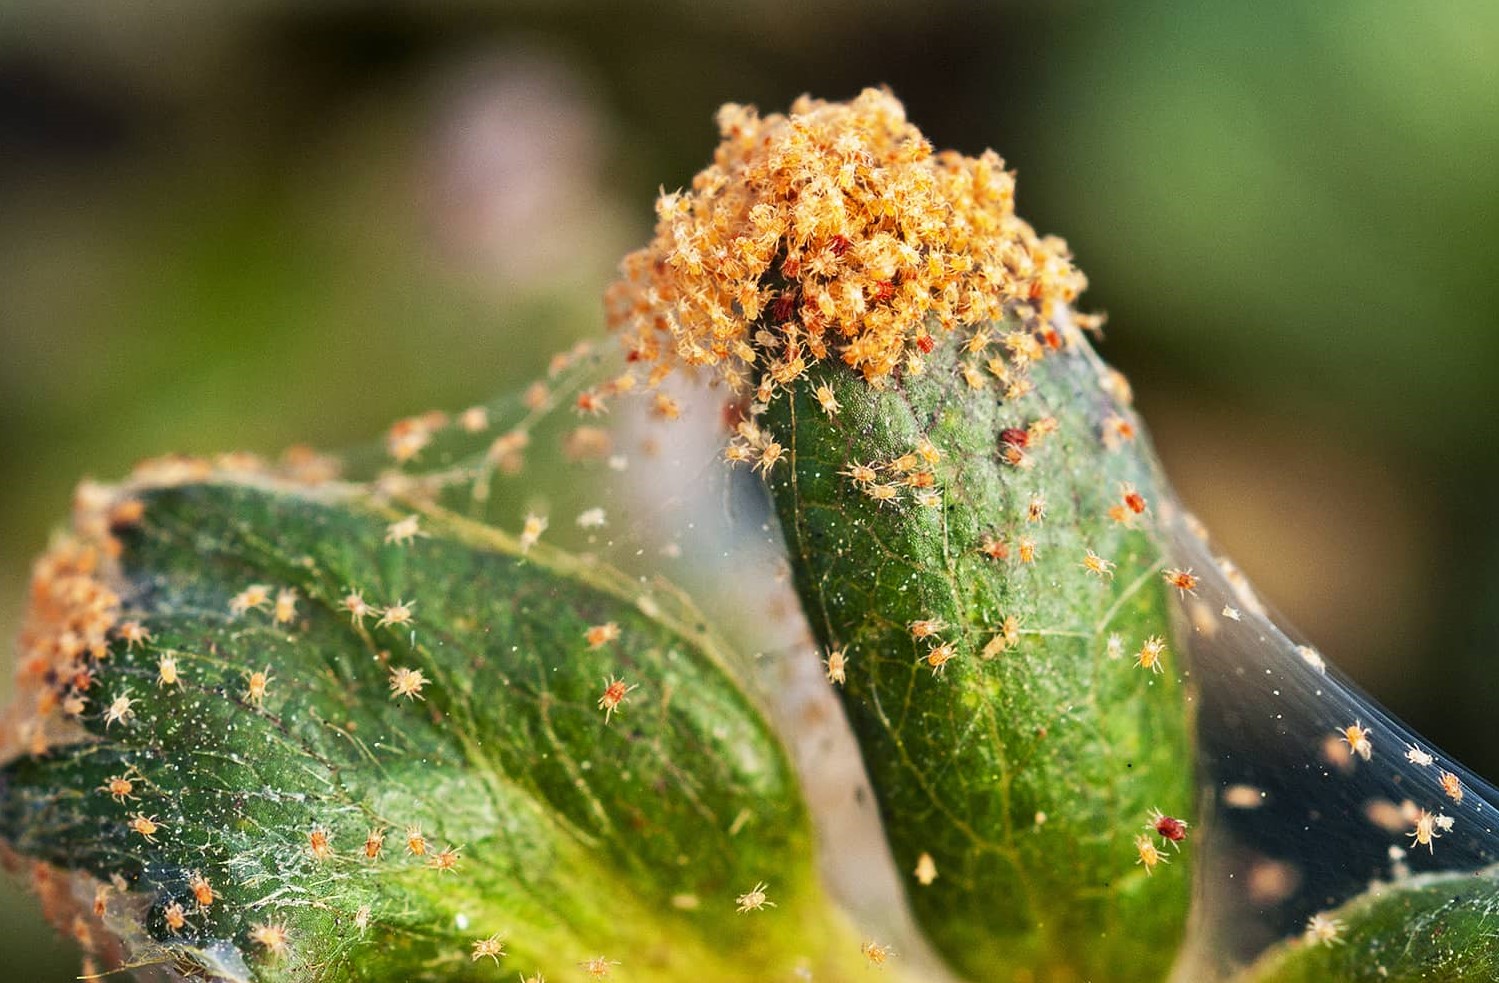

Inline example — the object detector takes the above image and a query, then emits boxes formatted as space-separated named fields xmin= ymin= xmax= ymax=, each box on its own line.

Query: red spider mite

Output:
xmin=1147 ymin=808 xmax=1190 ymax=849
xmin=999 ymin=428 xmax=1030 ymax=449
xmin=721 ymin=398 xmax=750 ymax=432
xmin=773 ymin=291 xmax=798 ymax=323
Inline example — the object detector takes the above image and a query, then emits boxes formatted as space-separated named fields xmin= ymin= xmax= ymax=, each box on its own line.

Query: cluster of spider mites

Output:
xmin=604 ymin=86 xmax=1094 ymax=408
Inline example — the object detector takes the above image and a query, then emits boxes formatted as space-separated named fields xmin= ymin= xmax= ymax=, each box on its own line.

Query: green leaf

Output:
xmin=762 ymin=328 xmax=1194 ymax=980
xmin=0 ymin=478 xmax=855 ymax=981
xmin=1239 ymin=866 xmax=1499 ymax=983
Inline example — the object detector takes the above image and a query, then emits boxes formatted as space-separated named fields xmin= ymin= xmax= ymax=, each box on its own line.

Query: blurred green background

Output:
xmin=3 ymin=1 xmax=1497 ymax=975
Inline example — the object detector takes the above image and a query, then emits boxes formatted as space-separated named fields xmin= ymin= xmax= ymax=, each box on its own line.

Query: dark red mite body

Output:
xmin=1152 ymin=813 xmax=1189 ymax=843
xmin=999 ymin=427 xmax=1030 ymax=449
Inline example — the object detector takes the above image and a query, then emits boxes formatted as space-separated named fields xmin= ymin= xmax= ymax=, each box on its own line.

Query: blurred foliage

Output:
xmin=2 ymin=1 xmax=1497 ymax=977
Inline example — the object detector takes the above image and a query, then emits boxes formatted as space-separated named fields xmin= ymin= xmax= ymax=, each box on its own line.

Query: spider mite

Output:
xmin=575 ymin=390 xmax=608 ymax=416
xmin=585 ymin=623 xmax=621 ymax=649
xmin=908 ymin=618 xmax=947 ymax=640
xmin=1409 ymin=808 xmax=1442 ymax=854
xmin=385 ymin=514 xmax=423 ymax=546
xmin=188 ymin=872 xmax=215 ymax=908
xmin=244 ymin=667 xmax=274 ymax=706
xmin=1026 ymin=494 xmax=1047 ymax=524
xmin=1027 ymin=416 xmax=1059 ymax=444
xmin=1145 ymin=808 xmax=1189 ymax=850
xmin=913 ymin=852 xmax=938 ymax=886
xmin=342 ymin=590 xmax=375 ymax=626
xmin=1340 ymin=721 xmax=1373 ymax=762
xmin=735 ymin=882 xmax=775 ymax=913
xmin=229 ymin=583 xmax=272 ymax=617
xmin=755 ymin=442 xmax=785 ymax=475
xmin=250 ymin=921 xmax=290 ymax=957
xmin=116 ymin=621 xmax=152 ymax=650
xmin=273 ymin=588 xmax=298 ymax=625
xmin=1102 ymin=414 xmax=1137 ymax=449
xmin=1081 ymin=549 xmax=1116 ymax=580
xmin=128 ymin=813 xmax=163 ymax=842
xmin=861 ymin=939 xmax=895 ymax=967
xmin=823 ymin=647 xmax=848 ymax=686
xmin=1405 ymin=744 xmax=1435 ymax=768
xmin=1304 ymin=913 xmax=1345 ymax=948
xmin=1135 ymin=636 xmax=1167 ymax=674
xmin=471 ymin=934 xmax=506 ymax=964
xmin=1439 ymin=770 xmax=1465 ymax=804
xmin=840 ymin=461 xmax=880 ymax=484
xmin=1163 ymin=568 xmax=1199 ymax=597
xmin=308 ymin=827 xmax=334 ymax=861
xmin=580 ymin=956 xmax=621 ymax=979
xmin=598 ymin=676 xmax=638 ymax=724
xmin=921 ymin=642 xmax=958 ymax=678
xmin=99 ymin=772 xmax=139 ymax=803
xmin=388 ymin=666 xmax=428 ymax=701
xmin=156 ymin=654 xmax=180 ymax=688
xmin=999 ymin=428 xmax=1030 ymax=450
xmin=429 ymin=846 xmax=462 ymax=874
xmin=652 ymin=392 xmax=681 ymax=421
xmin=1134 ymin=834 xmax=1168 ymax=875
xmin=978 ymin=534 xmax=1009 ymax=560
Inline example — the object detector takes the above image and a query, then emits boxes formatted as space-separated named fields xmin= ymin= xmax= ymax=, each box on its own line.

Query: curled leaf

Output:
xmin=0 ymin=474 xmax=851 ymax=981
xmin=762 ymin=334 xmax=1193 ymax=980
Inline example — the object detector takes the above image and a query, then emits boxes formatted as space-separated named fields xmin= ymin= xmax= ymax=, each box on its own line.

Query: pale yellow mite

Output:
xmin=1409 ymin=808 xmax=1442 ymax=854
xmin=250 ymin=921 xmax=290 ymax=956
xmin=389 ymin=667 xmax=429 ymax=701
xmin=1134 ymin=834 xmax=1168 ymax=875
xmin=1081 ymin=549 xmax=1116 ymax=580
xmin=519 ymin=513 xmax=548 ymax=552
xmin=1135 ymin=637 xmax=1167 ymax=674
xmin=823 ymin=647 xmax=849 ymax=686
xmin=377 ymin=600 xmax=416 ymax=630
xmin=1341 ymin=722 xmax=1373 ymax=762
xmin=229 ymin=584 xmax=271 ymax=617
xmin=735 ymin=881 xmax=776 ymax=913
xmin=914 ymin=852 xmax=938 ymax=886
xmin=273 ymin=588 xmax=298 ymax=625
xmin=471 ymin=934 xmax=506 ymax=964
xmin=1304 ymin=913 xmax=1344 ymax=947
xmin=579 ymin=957 xmax=620 ymax=979
xmin=861 ymin=939 xmax=895 ymax=967
xmin=385 ymin=515 xmax=423 ymax=546
xmin=244 ymin=667 xmax=273 ymax=706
